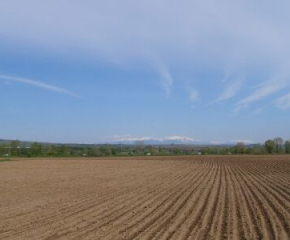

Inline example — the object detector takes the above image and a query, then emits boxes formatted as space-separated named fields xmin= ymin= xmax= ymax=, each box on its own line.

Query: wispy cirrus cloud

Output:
xmin=229 ymin=139 xmax=255 ymax=144
xmin=234 ymin=70 xmax=290 ymax=113
xmin=111 ymin=135 xmax=199 ymax=143
xmin=275 ymin=93 xmax=290 ymax=109
xmin=1 ymin=0 xmax=290 ymax=110
xmin=112 ymin=135 xmax=256 ymax=145
xmin=237 ymin=80 xmax=287 ymax=107
xmin=218 ymin=81 xmax=242 ymax=101
xmin=209 ymin=80 xmax=242 ymax=105
xmin=0 ymin=74 xmax=79 ymax=98
xmin=157 ymin=63 xmax=173 ymax=96
xmin=189 ymin=89 xmax=199 ymax=103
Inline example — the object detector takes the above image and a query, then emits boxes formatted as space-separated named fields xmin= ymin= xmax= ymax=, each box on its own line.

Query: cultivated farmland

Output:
xmin=0 ymin=155 xmax=290 ymax=239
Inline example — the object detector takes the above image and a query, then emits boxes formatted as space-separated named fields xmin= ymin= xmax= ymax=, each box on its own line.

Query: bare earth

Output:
xmin=0 ymin=155 xmax=290 ymax=240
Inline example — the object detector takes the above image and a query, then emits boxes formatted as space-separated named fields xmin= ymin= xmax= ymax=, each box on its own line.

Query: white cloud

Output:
xmin=157 ymin=62 xmax=173 ymax=96
xmin=229 ymin=140 xmax=255 ymax=144
xmin=221 ymin=69 xmax=231 ymax=82
xmin=112 ymin=136 xmax=257 ymax=144
xmin=237 ymin=80 xmax=287 ymax=107
xmin=234 ymin=68 xmax=290 ymax=112
xmin=275 ymin=93 xmax=290 ymax=109
xmin=112 ymin=135 xmax=199 ymax=143
xmin=1 ymin=1 xmax=290 ymax=106
xmin=1 ymin=1 xmax=287 ymax=67
xmin=113 ymin=136 xmax=156 ymax=142
xmin=253 ymin=107 xmax=264 ymax=115
xmin=0 ymin=74 xmax=79 ymax=98
xmin=209 ymin=80 xmax=242 ymax=105
xmin=189 ymin=89 xmax=199 ymax=102
xmin=163 ymin=136 xmax=198 ymax=142
xmin=218 ymin=81 xmax=242 ymax=101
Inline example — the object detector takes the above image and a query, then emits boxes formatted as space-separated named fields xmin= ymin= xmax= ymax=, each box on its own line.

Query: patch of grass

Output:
xmin=0 ymin=158 xmax=13 ymax=162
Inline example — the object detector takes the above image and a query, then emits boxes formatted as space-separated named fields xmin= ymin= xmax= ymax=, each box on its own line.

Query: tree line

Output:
xmin=1 ymin=137 xmax=290 ymax=157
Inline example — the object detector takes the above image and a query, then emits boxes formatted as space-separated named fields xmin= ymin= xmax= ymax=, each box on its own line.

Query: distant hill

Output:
xmin=110 ymin=137 xmax=248 ymax=147
xmin=0 ymin=139 xmax=94 ymax=148
xmin=0 ymin=138 xmax=256 ymax=148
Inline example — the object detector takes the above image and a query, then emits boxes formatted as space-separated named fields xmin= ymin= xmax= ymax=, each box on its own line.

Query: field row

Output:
xmin=0 ymin=156 xmax=290 ymax=239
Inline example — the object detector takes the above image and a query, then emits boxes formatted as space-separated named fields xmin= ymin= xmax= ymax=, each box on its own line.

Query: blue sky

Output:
xmin=0 ymin=0 xmax=290 ymax=144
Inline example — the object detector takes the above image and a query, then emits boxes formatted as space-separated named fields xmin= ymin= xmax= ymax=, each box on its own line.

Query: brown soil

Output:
xmin=0 ymin=155 xmax=290 ymax=239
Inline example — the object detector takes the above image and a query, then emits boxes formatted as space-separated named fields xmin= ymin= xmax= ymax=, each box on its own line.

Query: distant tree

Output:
xmin=104 ymin=145 xmax=112 ymax=156
xmin=265 ymin=140 xmax=275 ymax=153
xmin=0 ymin=144 xmax=6 ymax=156
xmin=91 ymin=146 xmax=101 ymax=157
xmin=147 ymin=146 xmax=158 ymax=155
xmin=10 ymin=140 xmax=21 ymax=156
xmin=82 ymin=148 xmax=89 ymax=156
xmin=246 ymin=147 xmax=254 ymax=154
xmin=285 ymin=140 xmax=290 ymax=154
xmin=235 ymin=142 xmax=246 ymax=154
xmin=252 ymin=144 xmax=263 ymax=154
xmin=220 ymin=147 xmax=230 ymax=155
xmin=58 ymin=145 xmax=70 ymax=156
xmin=273 ymin=137 xmax=284 ymax=153
xmin=45 ymin=145 xmax=57 ymax=156
xmin=25 ymin=147 xmax=32 ymax=157
xmin=31 ymin=142 xmax=42 ymax=156
xmin=135 ymin=140 xmax=145 ymax=149
xmin=173 ymin=148 xmax=181 ymax=155
xmin=111 ymin=147 xmax=116 ymax=155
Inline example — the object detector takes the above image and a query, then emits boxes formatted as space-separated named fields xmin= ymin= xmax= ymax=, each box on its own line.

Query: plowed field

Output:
xmin=1 ymin=155 xmax=290 ymax=239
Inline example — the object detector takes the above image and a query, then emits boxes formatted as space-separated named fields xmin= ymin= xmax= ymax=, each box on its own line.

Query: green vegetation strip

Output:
xmin=0 ymin=158 xmax=13 ymax=162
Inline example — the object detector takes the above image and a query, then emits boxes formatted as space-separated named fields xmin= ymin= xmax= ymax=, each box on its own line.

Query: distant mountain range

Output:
xmin=110 ymin=136 xmax=256 ymax=146
xmin=0 ymin=139 xmax=93 ymax=148
xmin=0 ymin=136 xmax=256 ymax=147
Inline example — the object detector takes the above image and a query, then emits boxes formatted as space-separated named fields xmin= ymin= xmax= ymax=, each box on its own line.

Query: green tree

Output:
xmin=31 ymin=142 xmax=42 ymax=156
xmin=46 ymin=145 xmax=57 ymax=156
xmin=285 ymin=140 xmax=290 ymax=154
xmin=10 ymin=140 xmax=21 ymax=156
xmin=58 ymin=145 xmax=70 ymax=156
xmin=0 ymin=144 xmax=7 ymax=156
xmin=92 ymin=146 xmax=101 ymax=157
xmin=24 ymin=147 xmax=32 ymax=157
xmin=173 ymin=148 xmax=181 ymax=155
xmin=104 ymin=145 xmax=112 ymax=156
xmin=252 ymin=144 xmax=263 ymax=154
xmin=265 ymin=140 xmax=275 ymax=153
xmin=273 ymin=137 xmax=284 ymax=153
xmin=235 ymin=142 xmax=246 ymax=154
